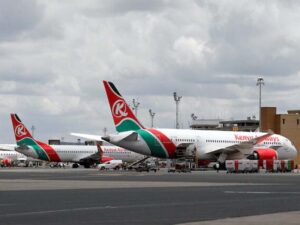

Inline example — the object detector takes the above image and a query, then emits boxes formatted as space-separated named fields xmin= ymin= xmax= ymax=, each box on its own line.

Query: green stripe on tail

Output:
xmin=116 ymin=119 xmax=142 ymax=132
xmin=136 ymin=130 xmax=167 ymax=158
xmin=17 ymin=138 xmax=49 ymax=161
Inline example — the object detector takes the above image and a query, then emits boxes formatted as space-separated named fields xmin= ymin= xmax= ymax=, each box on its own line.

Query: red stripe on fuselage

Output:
xmin=36 ymin=141 xmax=61 ymax=162
xmin=147 ymin=129 xmax=176 ymax=158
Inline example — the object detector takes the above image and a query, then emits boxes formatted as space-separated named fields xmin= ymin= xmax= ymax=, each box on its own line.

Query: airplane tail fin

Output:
xmin=11 ymin=113 xmax=35 ymax=145
xmin=96 ymin=143 xmax=103 ymax=158
xmin=10 ymin=113 xmax=61 ymax=162
xmin=103 ymin=81 xmax=145 ymax=132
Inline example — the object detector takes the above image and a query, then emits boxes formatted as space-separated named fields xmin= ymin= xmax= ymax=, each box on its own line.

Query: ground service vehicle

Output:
xmin=98 ymin=160 xmax=123 ymax=170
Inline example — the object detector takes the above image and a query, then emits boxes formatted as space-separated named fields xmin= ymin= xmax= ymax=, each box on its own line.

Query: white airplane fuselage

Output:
xmin=105 ymin=129 xmax=297 ymax=160
xmin=16 ymin=145 xmax=144 ymax=163
xmin=0 ymin=150 xmax=26 ymax=161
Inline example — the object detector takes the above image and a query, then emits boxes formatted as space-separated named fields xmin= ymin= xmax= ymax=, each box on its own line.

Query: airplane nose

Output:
xmin=292 ymin=146 xmax=298 ymax=158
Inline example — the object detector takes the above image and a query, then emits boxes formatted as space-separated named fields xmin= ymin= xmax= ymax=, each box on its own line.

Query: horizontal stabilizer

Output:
xmin=112 ymin=131 xmax=138 ymax=142
xmin=70 ymin=133 xmax=104 ymax=142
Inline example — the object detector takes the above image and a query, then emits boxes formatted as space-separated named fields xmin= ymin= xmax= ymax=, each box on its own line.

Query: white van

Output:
xmin=98 ymin=160 xmax=123 ymax=170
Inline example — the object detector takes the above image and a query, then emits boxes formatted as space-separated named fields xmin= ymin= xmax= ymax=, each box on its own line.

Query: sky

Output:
xmin=1 ymin=0 xmax=300 ymax=143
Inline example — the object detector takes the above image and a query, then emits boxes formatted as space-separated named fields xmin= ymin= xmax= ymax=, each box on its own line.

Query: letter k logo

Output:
xmin=112 ymin=100 xmax=128 ymax=118
xmin=15 ymin=124 xmax=27 ymax=137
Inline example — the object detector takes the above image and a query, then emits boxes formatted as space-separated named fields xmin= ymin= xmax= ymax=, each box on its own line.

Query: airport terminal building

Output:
xmin=190 ymin=117 xmax=259 ymax=132
xmin=261 ymin=107 xmax=300 ymax=164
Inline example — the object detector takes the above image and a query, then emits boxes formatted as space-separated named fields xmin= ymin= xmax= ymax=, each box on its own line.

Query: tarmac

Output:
xmin=1 ymin=168 xmax=300 ymax=225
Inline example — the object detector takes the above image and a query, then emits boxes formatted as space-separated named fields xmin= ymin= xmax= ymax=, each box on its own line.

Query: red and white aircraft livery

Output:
xmin=0 ymin=149 xmax=26 ymax=166
xmin=10 ymin=114 xmax=144 ymax=168
xmin=73 ymin=81 xmax=297 ymax=165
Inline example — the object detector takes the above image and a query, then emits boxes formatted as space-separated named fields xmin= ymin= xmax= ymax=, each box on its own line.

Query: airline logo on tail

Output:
xmin=103 ymin=81 xmax=144 ymax=132
xmin=11 ymin=114 xmax=61 ymax=162
xmin=112 ymin=99 xmax=128 ymax=118
xmin=15 ymin=124 xmax=27 ymax=137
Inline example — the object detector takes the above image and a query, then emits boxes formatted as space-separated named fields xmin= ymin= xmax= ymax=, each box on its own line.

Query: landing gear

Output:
xmin=83 ymin=164 xmax=91 ymax=168
xmin=72 ymin=163 xmax=79 ymax=168
xmin=213 ymin=162 xmax=225 ymax=171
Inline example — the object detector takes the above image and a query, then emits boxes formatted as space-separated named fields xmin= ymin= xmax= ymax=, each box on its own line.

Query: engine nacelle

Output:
xmin=251 ymin=148 xmax=278 ymax=161
xmin=185 ymin=144 xmax=197 ymax=157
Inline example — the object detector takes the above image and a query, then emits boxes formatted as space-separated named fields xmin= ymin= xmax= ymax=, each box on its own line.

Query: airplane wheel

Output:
xmin=84 ymin=164 xmax=91 ymax=168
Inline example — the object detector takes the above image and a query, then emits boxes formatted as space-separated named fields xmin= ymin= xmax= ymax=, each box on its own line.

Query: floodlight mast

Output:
xmin=191 ymin=113 xmax=198 ymax=121
xmin=31 ymin=125 xmax=35 ymax=138
xmin=173 ymin=92 xmax=182 ymax=129
xmin=256 ymin=77 xmax=265 ymax=132
xmin=132 ymin=98 xmax=140 ymax=117
xmin=149 ymin=109 xmax=155 ymax=128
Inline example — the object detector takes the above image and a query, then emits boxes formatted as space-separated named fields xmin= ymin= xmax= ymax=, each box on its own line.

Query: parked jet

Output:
xmin=11 ymin=114 xmax=144 ymax=168
xmin=0 ymin=150 xmax=26 ymax=166
xmin=73 ymin=81 xmax=297 ymax=165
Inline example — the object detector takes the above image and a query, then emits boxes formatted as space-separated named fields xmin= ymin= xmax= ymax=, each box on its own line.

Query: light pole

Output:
xmin=191 ymin=113 xmax=198 ymax=121
xmin=173 ymin=92 xmax=182 ymax=129
xmin=103 ymin=127 xmax=107 ymax=136
xmin=149 ymin=109 xmax=155 ymax=128
xmin=132 ymin=98 xmax=140 ymax=117
xmin=256 ymin=77 xmax=264 ymax=131
xmin=31 ymin=125 xmax=35 ymax=138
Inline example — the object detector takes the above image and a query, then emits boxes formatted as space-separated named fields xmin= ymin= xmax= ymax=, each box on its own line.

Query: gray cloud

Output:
xmin=0 ymin=0 xmax=300 ymax=143
xmin=0 ymin=0 xmax=44 ymax=41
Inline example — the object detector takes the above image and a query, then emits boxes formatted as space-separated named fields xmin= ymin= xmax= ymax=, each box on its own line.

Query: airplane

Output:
xmin=72 ymin=81 xmax=297 ymax=166
xmin=0 ymin=149 xmax=27 ymax=166
xmin=10 ymin=114 xmax=145 ymax=168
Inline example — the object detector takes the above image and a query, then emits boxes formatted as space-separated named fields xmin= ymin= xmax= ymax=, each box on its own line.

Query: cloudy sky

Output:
xmin=1 ymin=0 xmax=300 ymax=143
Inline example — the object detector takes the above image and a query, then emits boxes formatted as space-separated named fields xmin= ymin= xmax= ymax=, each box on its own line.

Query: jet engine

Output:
xmin=248 ymin=148 xmax=278 ymax=161
xmin=185 ymin=144 xmax=197 ymax=157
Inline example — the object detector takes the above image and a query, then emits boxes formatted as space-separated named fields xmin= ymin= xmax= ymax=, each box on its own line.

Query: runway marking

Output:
xmin=177 ymin=210 xmax=300 ymax=225
xmin=0 ymin=203 xmax=19 ymax=206
xmin=0 ymin=179 xmax=270 ymax=191
xmin=225 ymin=191 xmax=300 ymax=194
xmin=0 ymin=200 xmax=239 ymax=217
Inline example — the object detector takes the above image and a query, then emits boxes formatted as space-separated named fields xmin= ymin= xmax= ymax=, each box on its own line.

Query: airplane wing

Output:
xmin=70 ymin=133 xmax=103 ymax=141
xmin=78 ymin=151 xmax=101 ymax=165
xmin=0 ymin=144 xmax=17 ymax=151
xmin=208 ymin=132 xmax=274 ymax=156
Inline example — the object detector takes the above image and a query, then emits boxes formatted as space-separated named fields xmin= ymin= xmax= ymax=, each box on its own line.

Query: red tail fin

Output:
xmin=11 ymin=113 xmax=34 ymax=143
xmin=103 ymin=81 xmax=145 ymax=132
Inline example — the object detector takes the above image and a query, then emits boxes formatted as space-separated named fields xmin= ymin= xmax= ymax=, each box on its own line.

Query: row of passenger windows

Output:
xmin=57 ymin=151 xmax=94 ymax=154
xmin=0 ymin=153 xmax=18 ymax=156
xmin=263 ymin=142 xmax=280 ymax=145
xmin=175 ymin=139 xmax=281 ymax=145
xmin=176 ymin=139 xmax=196 ymax=142
xmin=104 ymin=151 xmax=130 ymax=154
xmin=205 ymin=140 xmax=280 ymax=145
xmin=206 ymin=140 xmax=242 ymax=144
